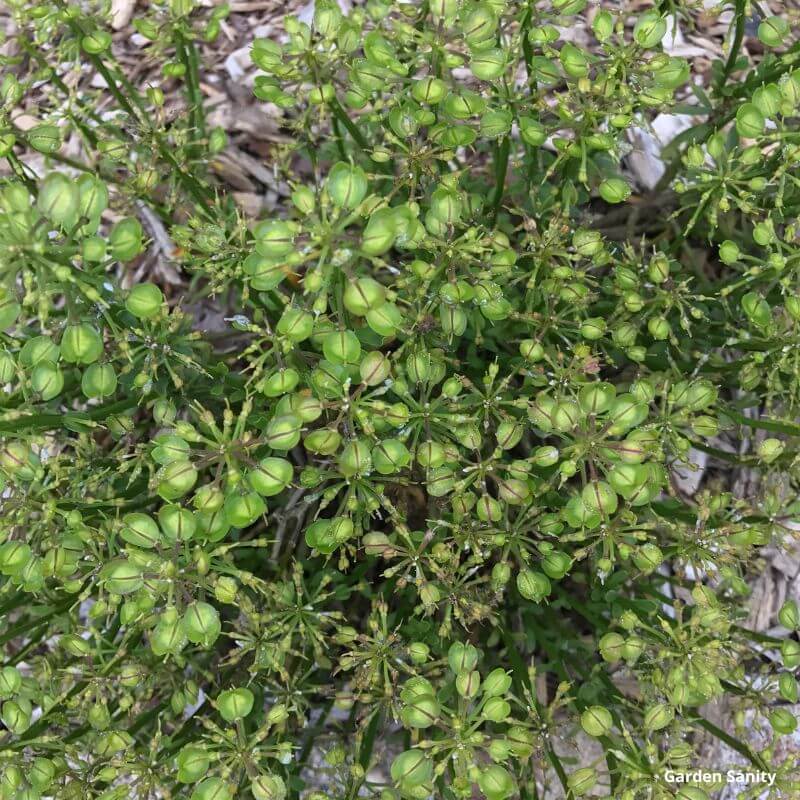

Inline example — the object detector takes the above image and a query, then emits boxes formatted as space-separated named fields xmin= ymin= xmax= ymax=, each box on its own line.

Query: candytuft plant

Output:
xmin=0 ymin=0 xmax=799 ymax=798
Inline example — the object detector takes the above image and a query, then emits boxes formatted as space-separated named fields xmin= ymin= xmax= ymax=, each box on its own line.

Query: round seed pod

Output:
xmin=248 ymin=457 xmax=293 ymax=497
xmin=31 ymin=360 xmax=64 ymax=401
xmin=758 ymin=16 xmax=789 ymax=48
xmin=581 ymin=481 xmax=618 ymax=515
xmin=516 ymin=569 xmax=551 ymax=601
xmin=338 ymin=438 xmax=372 ymax=477
xmin=461 ymin=3 xmax=496 ymax=48
xmin=519 ymin=117 xmax=546 ymax=147
xmin=567 ymin=767 xmax=597 ymax=797
xmin=401 ymin=694 xmax=439 ymax=728
xmin=109 ymin=217 xmax=144 ymax=261
xmin=372 ymin=439 xmax=411 ymax=474
xmin=779 ymin=600 xmax=800 ymax=630
xmin=223 ymin=491 xmax=266 ymax=527
xmin=323 ymin=330 xmax=361 ymax=365
xmin=1 ymin=699 xmax=31 ymax=734
xmin=580 ymin=705 xmax=613 ymax=737
xmin=251 ymin=773 xmax=286 ymax=800
xmin=81 ymin=363 xmax=117 ymax=399
xmin=121 ymin=513 xmax=163 ymax=549
xmin=344 ymin=277 xmax=386 ymax=316
xmin=599 ymin=632 xmax=625 ymax=663
xmin=448 ymin=641 xmax=479 ymax=674
xmin=28 ymin=123 xmax=62 ymax=154
xmin=37 ymin=173 xmax=79 ymax=228
xmin=126 ymin=284 xmax=164 ymax=319
xmin=359 ymin=351 xmax=391 ymax=386
xmin=276 ymin=306 xmax=313 ymax=341
xmin=541 ymin=550 xmax=572 ymax=579
xmin=390 ymin=749 xmax=433 ymax=788
xmin=482 ymin=668 xmax=512 ymax=697
xmin=243 ymin=253 xmax=286 ymax=291
xmin=0 ymin=666 xmax=22 ymax=698
xmin=455 ymin=669 xmax=480 ymax=699
xmin=366 ymin=302 xmax=403 ymax=337
xmin=643 ymin=703 xmax=674 ymax=731
xmin=782 ymin=639 xmax=800 ymax=668
xmin=102 ymin=560 xmax=143 ymax=594
xmin=580 ymin=317 xmax=606 ymax=340
xmin=157 ymin=460 xmax=198 ymax=500
xmin=736 ymin=102 xmax=765 ymax=138
xmin=470 ymin=48 xmax=506 ymax=81
xmin=560 ymin=43 xmax=589 ymax=78
xmin=177 ymin=744 xmax=210 ymax=784
xmin=0 ymin=541 xmax=32 ymax=576
xmin=599 ymin=178 xmax=631 ymax=204
xmin=254 ymin=220 xmax=294 ymax=259
xmin=304 ymin=428 xmax=342 ymax=455
xmin=0 ymin=441 xmax=39 ymax=481
xmin=326 ymin=162 xmax=368 ymax=209
xmin=190 ymin=777 xmax=234 ymax=800
xmin=632 ymin=542 xmax=663 ymax=574
xmin=158 ymin=504 xmax=197 ymax=542
xmin=361 ymin=208 xmax=397 ymax=256
xmin=265 ymin=414 xmax=303 ymax=450
xmin=478 ymin=765 xmax=516 ymax=800
xmin=633 ymin=10 xmax=667 ymax=48
xmin=151 ymin=435 xmax=190 ymax=466
xmin=61 ymin=323 xmax=103 ymax=365
xmin=183 ymin=601 xmax=221 ymax=648
xmin=412 ymin=76 xmax=447 ymax=104
xmin=261 ymin=368 xmax=300 ymax=397
xmin=779 ymin=673 xmax=798 ymax=702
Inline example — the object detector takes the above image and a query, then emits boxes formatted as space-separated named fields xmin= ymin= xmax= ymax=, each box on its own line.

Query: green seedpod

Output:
xmin=461 ymin=3 xmax=496 ymax=48
xmin=753 ymin=83 xmax=782 ymax=118
xmin=223 ymin=490 xmax=266 ymax=527
xmin=599 ymin=178 xmax=631 ymax=204
xmin=157 ymin=460 xmax=198 ymax=500
xmin=0 ymin=288 xmax=21 ymax=331
xmin=560 ymin=43 xmax=589 ymax=78
xmin=598 ymin=632 xmax=625 ymax=663
xmin=758 ymin=16 xmax=789 ymax=48
xmin=443 ymin=89 xmax=486 ymax=119
xmin=455 ymin=669 xmax=480 ymax=698
xmin=519 ymin=339 xmax=544 ymax=361
xmin=344 ymin=277 xmax=386 ymax=316
xmin=28 ymin=123 xmax=62 ymax=154
xmin=248 ymin=457 xmax=293 ymax=497
xmin=567 ymin=767 xmax=596 ymax=797
xmin=361 ymin=207 xmax=397 ymax=256
xmin=516 ymin=569 xmax=551 ymax=601
xmin=304 ymin=427 xmax=342 ymax=456
xmin=401 ymin=694 xmax=439 ymax=728
xmin=338 ymin=438 xmax=372 ymax=477
xmin=412 ymin=76 xmax=447 ymax=104
xmin=519 ymin=116 xmax=546 ymax=147
xmin=736 ymin=103 xmax=765 ymax=138
xmin=478 ymin=765 xmax=516 ymax=800
xmin=0 ymin=441 xmax=39 ymax=481
xmin=109 ymin=217 xmax=144 ymax=261
xmin=121 ymin=512 xmax=163 ymax=549
xmin=158 ymin=504 xmax=197 ymax=541
xmin=580 ymin=317 xmax=606 ymax=340
xmin=633 ymin=10 xmax=666 ymax=48
xmin=29 ymin=757 xmax=55 ymax=791
xmin=578 ymin=382 xmax=616 ymax=415
xmin=183 ymin=601 xmax=221 ymax=647
xmin=476 ymin=494 xmax=502 ymax=521
xmin=779 ymin=600 xmax=800 ymax=630
xmin=151 ymin=435 xmax=190 ymax=466
xmin=480 ymin=109 xmax=512 ymax=138
xmin=372 ymin=439 xmax=411 ymax=474
xmin=81 ymin=363 xmax=117 ymax=399
xmin=254 ymin=220 xmax=294 ymax=259
xmin=541 ymin=550 xmax=572 ymax=579
xmin=1 ymin=699 xmax=31 ymax=733
xmin=261 ymin=368 xmax=300 ymax=397
xmin=277 ymin=306 xmax=314 ymax=341
xmin=782 ymin=639 xmax=800 ymax=668
xmin=37 ymin=173 xmax=79 ymax=228
xmin=498 ymin=477 xmax=529 ymax=505
xmin=769 ymin=707 xmax=797 ymax=735
xmin=327 ymin=162 xmax=368 ymax=209
xmin=496 ymin=420 xmax=523 ymax=449
xmin=61 ymin=323 xmax=103 ymax=365
xmin=0 ymin=666 xmax=22 ymax=698
xmin=177 ymin=744 xmax=210 ymax=783
xmin=251 ymin=773 xmax=287 ymax=800
xmin=102 ymin=560 xmax=143 ymax=594
xmin=581 ymin=481 xmax=618 ymax=515
xmin=391 ymin=749 xmax=433 ymax=788
xmin=581 ymin=705 xmax=613 ymax=737
xmin=265 ymin=414 xmax=303 ymax=450
xmin=31 ymin=359 xmax=64 ymax=401
xmin=741 ymin=292 xmax=771 ymax=328
xmin=643 ymin=703 xmax=674 ymax=731
xmin=482 ymin=695 xmax=511 ymax=722
xmin=244 ymin=253 xmax=286 ymax=291
xmin=779 ymin=672 xmax=798 ymax=702
xmin=323 ymin=330 xmax=361 ymax=365
xmin=470 ymin=48 xmax=506 ymax=81
xmin=126 ymin=284 xmax=164 ymax=319
xmin=553 ymin=0 xmax=587 ymax=13
xmin=448 ymin=641 xmax=479 ymax=674
xmin=191 ymin=778 xmax=234 ymax=800
xmin=551 ymin=400 xmax=582 ymax=432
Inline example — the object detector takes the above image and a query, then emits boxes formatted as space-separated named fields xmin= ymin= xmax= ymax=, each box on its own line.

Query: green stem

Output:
xmin=491 ymin=136 xmax=510 ymax=223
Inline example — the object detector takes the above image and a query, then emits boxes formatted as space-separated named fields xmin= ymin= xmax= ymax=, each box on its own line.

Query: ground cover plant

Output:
xmin=0 ymin=0 xmax=799 ymax=797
